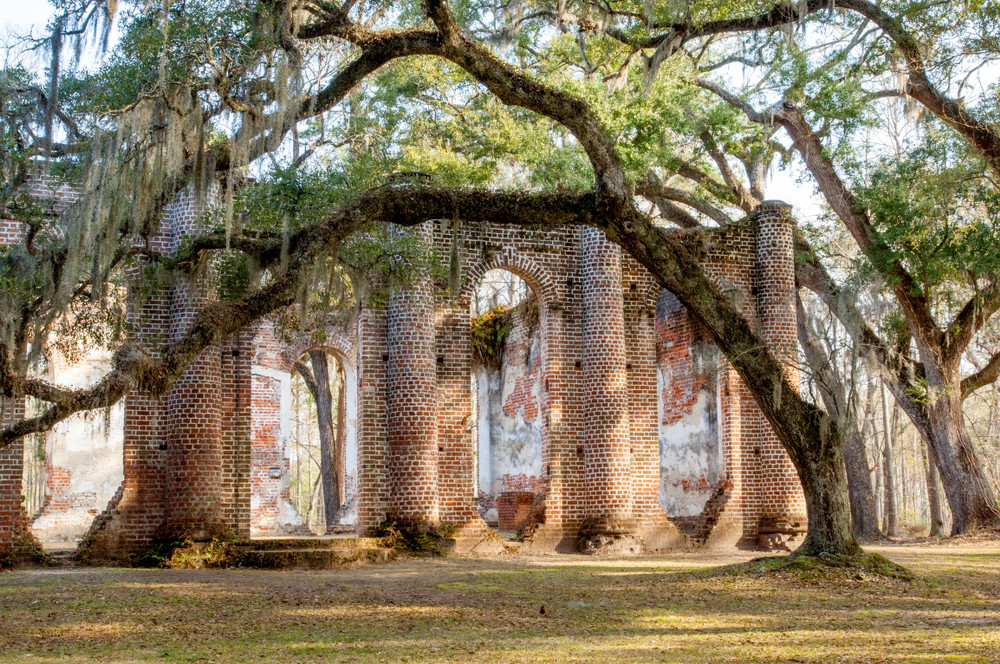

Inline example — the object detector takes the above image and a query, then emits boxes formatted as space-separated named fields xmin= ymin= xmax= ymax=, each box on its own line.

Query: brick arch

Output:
xmin=460 ymin=251 xmax=557 ymax=310
xmin=276 ymin=329 xmax=357 ymax=373
xmin=644 ymin=282 xmax=665 ymax=314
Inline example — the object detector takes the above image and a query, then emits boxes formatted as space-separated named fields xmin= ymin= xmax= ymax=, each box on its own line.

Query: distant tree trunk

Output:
xmin=920 ymin=438 xmax=945 ymax=537
xmin=843 ymin=424 xmax=881 ymax=538
xmin=881 ymin=382 xmax=899 ymax=537
xmin=309 ymin=350 xmax=340 ymax=533
xmin=335 ymin=366 xmax=347 ymax=507
xmin=795 ymin=295 xmax=881 ymax=537
xmin=293 ymin=352 xmax=342 ymax=534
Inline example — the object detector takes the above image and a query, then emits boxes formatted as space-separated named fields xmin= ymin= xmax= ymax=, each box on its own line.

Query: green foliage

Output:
xmin=217 ymin=253 xmax=251 ymax=302
xmin=905 ymin=377 xmax=954 ymax=406
xmin=470 ymin=305 xmax=510 ymax=369
xmin=854 ymin=130 xmax=1000 ymax=294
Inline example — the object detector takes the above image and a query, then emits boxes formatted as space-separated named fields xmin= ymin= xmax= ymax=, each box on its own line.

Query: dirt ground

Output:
xmin=1 ymin=540 xmax=998 ymax=663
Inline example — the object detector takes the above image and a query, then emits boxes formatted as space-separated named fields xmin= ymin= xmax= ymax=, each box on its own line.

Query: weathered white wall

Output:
xmin=250 ymin=366 xmax=307 ymax=536
xmin=655 ymin=290 xmax=723 ymax=521
xmin=476 ymin=307 xmax=544 ymax=500
xmin=657 ymin=369 xmax=721 ymax=516
xmin=30 ymin=350 xmax=124 ymax=541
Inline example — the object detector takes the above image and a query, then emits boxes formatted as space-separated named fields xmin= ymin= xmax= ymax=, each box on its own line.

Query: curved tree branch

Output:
xmin=962 ymin=348 xmax=1000 ymax=400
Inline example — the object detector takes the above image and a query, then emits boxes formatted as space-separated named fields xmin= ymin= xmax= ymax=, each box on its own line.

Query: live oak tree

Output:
xmin=7 ymin=0 xmax=995 ymax=555
xmin=654 ymin=1 xmax=1000 ymax=534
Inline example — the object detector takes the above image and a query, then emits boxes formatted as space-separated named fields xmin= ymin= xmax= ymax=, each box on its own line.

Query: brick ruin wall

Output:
xmin=0 ymin=189 xmax=806 ymax=556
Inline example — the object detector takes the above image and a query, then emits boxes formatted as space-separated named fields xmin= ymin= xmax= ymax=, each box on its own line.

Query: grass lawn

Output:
xmin=1 ymin=541 xmax=998 ymax=663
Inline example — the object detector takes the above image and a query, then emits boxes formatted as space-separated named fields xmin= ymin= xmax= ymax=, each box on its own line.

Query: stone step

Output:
xmin=47 ymin=553 xmax=76 ymax=568
xmin=238 ymin=547 xmax=396 ymax=570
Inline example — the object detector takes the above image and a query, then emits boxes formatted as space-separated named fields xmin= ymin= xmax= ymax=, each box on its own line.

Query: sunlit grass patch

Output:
xmin=0 ymin=544 xmax=998 ymax=664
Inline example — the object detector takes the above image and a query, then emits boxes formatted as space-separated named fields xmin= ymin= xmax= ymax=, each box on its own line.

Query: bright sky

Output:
xmin=2 ymin=2 xmax=55 ymax=47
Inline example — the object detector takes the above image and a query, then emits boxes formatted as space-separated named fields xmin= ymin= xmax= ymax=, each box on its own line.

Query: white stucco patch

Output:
xmin=657 ymin=366 xmax=722 ymax=518
xmin=29 ymin=350 xmax=125 ymax=541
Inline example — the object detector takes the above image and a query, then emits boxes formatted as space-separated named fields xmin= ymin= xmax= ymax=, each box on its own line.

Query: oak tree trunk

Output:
xmin=920 ymin=439 xmax=945 ymax=536
xmin=335 ymin=368 xmax=347 ymax=507
xmin=925 ymin=381 xmax=1000 ymax=534
xmin=880 ymin=383 xmax=899 ymax=537
xmin=795 ymin=295 xmax=880 ymax=538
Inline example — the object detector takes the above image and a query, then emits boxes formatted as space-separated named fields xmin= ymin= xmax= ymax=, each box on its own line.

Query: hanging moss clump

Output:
xmin=470 ymin=305 xmax=509 ymax=369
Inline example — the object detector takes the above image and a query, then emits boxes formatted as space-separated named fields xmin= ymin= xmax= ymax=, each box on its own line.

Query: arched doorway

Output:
xmin=471 ymin=269 xmax=546 ymax=536
xmin=288 ymin=348 xmax=359 ymax=534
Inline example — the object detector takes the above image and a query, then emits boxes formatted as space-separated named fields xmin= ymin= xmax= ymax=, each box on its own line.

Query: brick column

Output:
xmin=164 ymin=333 xmax=224 ymax=539
xmin=387 ymin=222 xmax=439 ymax=532
xmin=0 ymin=399 xmax=28 ymax=559
xmin=753 ymin=201 xmax=807 ymax=532
xmin=162 ymin=193 xmax=226 ymax=541
xmin=579 ymin=227 xmax=636 ymax=546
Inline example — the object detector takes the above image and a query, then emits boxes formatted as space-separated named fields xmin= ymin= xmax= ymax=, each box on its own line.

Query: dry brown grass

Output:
xmin=1 ymin=540 xmax=998 ymax=663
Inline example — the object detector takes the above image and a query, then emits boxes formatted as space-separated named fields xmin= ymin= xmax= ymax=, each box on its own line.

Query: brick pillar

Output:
xmin=753 ymin=201 xmax=807 ymax=530
xmin=220 ymin=333 xmax=251 ymax=537
xmin=357 ymin=306 xmax=390 ymax=535
xmin=162 ymin=190 xmax=226 ymax=541
xmin=83 ymin=293 xmax=169 ymax=561
xmin=161 ymin=284 xmax=225 ymax=541
xmin=579 ymin=227 xmax=636 ymax=545
xmin=0 ymin=399 xmax=27 ymax=558
xmin=387 ymin=222 xmax=438 ymax=532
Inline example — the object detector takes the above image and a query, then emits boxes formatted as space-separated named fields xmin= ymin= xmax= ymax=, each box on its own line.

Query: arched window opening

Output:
xmin=473 ymin=269 xmax=529 ymax=315
xmin=471 ymin=269 xmax=544 ymax=537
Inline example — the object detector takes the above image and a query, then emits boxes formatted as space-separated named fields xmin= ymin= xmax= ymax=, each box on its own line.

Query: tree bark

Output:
xmin=335 ymin=366 xmax=347 ymax=507
xmin=308 ymin=350 xmax=341 ymax=533
xmin=880 ymin=382 xmax=899 ymax=537
xmin=920 ymin=438 xmax=945 ymax=537
xmin=796 ymin=294 xmax=880 ymax=538
xmin=844 ymin=424 xmax=881 ymax=538
xmin=293 ymin=352 xmax=342 ymax=534
xmin=924 ymin=381 xmax=1000 ymax=534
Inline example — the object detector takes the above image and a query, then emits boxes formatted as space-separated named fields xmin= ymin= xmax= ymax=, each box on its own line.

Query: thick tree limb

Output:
xmin=698 ymin=129 xmax=759 ymax=213
xmin=0 ymin=187 xmax=597 ymax=448
xmin=634 ymin=179 xmax=733 ymax=226
xmin=962 ymin=348 xmax=1000 ymax=400
xmin=944 ymin=280 xmax=1000 ymax=368
xmin=769 ymin=101 xmax=941 ymax=350
xmin=650 ymin=198 xmax=702 ymax=229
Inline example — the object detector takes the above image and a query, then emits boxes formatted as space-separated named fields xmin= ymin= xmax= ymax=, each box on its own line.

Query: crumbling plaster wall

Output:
xmin=30 ymin=349 xmax=125 ymax=541
xmin=476 ymin=299 xmax=544 ymax=526
xmin=655 ymin=290 xmax=722 ymax=531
